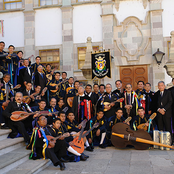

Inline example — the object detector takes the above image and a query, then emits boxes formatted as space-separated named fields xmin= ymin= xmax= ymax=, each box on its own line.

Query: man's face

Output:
xmin=8 ymin=46 xmax=14 ymax=53
xmin=23 ymin=60 xmax=29 ymax=67
xmin=116 ymin=81 xmax=122 ymax=89
xmin=38 ymin=101 xmax=46 ymax=110
xmin=97 ymin=111 xmax=104 ymax=120
xmin=46 ymin=65 xmax=51 ymax=72
xmin=37 ymin=65 xmax=43 ymax=73
xmin=74 ymin=82 xmax=80 ymax=90
xmin=116 ymin=110 xmax=123 ymax=119
xmin=36 ymin=57 xmax=41 ymax=64
xmin=59 ymin=114 xmax=66 ymax=122
xmin=15 ymin=93 xmax=23 ymax=103
xmin=105 ymin=84 xmax=112 ymax=93
xmin=53 ymin=120 xmax=61 ymax=129
xmin=137 ymin=82 xmax=144 ymax=90
xmin=3 ymin=75 xmax=10 ymax=83
xmin=158 ymin=82 xmax=165 ymax=91
xmin=38 ymin=116 xmax=47 ymax=127
xmin=55 ymin=73 xmax=60 ymax=81
xmin=78 ymin=86 xmax=84 ymax=95
xmin=17 ymin=52 xmax=23 ymax=59
xmin=35 ymin=86 xmax=41 ymax=93
xmin=126 ymin=84 xmax=132 ymax=93
xmin=99 ymin=86 xmax=105 ymax=93
xmin=145 ymin=84 xmax=151 ymax=92
xmin=62 ymin=73 xmax=67 ymax=79
xmin=58 ymin=100 xmax=64 ymax=107
xmin=138 ymin=109 xmax=145 ymax=117
xmin=67 ymin=113 xmax=75 ymax=122
xmin=85 ymin=86 xmax=92 ymax=94
xmin=68 ymin=78 xmax=74 ymax=84
xmin=26 ymin=83 xmax=32 ymax=91
xmin=50 ymin=98 xmax=56 ymax=108
xmin=93 ymin=85 xmax=99 ymax=93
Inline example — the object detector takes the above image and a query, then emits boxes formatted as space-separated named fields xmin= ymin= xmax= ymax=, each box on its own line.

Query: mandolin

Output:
xmin=11 ymin=110 xmax=49 ymax=122
xmin=137 ymin=113 xmax=157 ymax=131
xmin=3 ymin=84 xmax=21 ymax=97
xmin=46 ymin=66 xmax=58 ymax=81
xmin=103 ymin=98 xmax=124 ymax=112
xmin=67 ymin=97 xmax=74 ymax=108
xmin=50 ymin=79 xmax=68 ymax=93
xmin=23 ymin=92 xmax=39 ymax=104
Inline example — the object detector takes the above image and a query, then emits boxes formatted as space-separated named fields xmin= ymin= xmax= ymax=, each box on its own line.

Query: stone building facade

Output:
xmin=0 ymin=0 xmax=173 ymax=91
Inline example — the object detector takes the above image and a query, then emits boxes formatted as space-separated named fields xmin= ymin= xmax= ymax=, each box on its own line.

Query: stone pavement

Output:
xmin=38 ymin=146 xmax=174 ymax=174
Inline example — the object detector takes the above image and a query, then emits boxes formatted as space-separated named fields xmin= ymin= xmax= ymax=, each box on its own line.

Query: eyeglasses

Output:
xmin=40 ymin=117 xmax=47 ymax=121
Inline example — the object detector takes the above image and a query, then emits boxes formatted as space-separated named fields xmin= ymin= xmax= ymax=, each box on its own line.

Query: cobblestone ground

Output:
xmin=38 ymin=146 xmax=174 ymax=174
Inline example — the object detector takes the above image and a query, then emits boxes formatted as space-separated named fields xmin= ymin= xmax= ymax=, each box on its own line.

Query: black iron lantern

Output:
xmin=153 ymin=48 xmax=165 ymax=65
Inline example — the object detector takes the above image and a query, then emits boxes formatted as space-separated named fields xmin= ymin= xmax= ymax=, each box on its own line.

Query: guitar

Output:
xmin=10 ymin=110 xmax=49 ymax=122
xmin=67 ymin=97 xmax=74 ymax=108
xmin=137 ymin=113 xmax=157 ymax=131
xmin=3 ymin=84 xmax=21 ymax=97
xmin=71 ymin=119 xmax=87 ymax=154
xmin=66 ymin=86 xmax=74 ymax=94
xmin=46 ymin=66 xmax=58 ymax=81
xmin=2 ymin=84 xmax=21 ymax=110
xmin=47 ymin=133 xmax=70 ymax=148
xmin=103 ymin=98 xmax=124 ymax=112
xmin=50 ymin=79 xmax=68 ymax=93
xmin=81 ymin=123 xmax=99 ymax=138
xmin=23 ymin=92 xmax=39 ymax=104
xmin=123 ymin=117 xmax=132 ymax=124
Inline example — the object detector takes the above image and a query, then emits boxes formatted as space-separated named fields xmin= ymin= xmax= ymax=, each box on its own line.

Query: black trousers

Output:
xmin=157 ymin=113 xmax=172 ymax=134
xmin=45 ymin=139 xmax=67 ymax=166
xmin=7 ymin=116 xmax=33 ymax=142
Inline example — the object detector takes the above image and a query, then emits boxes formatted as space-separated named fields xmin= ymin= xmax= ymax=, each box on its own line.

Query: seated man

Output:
xmin=31 ymin=99 xmax=53 ymax=126
xmin=50 ymin=118 xmax=88 ymax=161
xmin=66 ymin=112 xmax=92 ymax=151
xmin=87 ymin=110 xmax=107 ymax=149
xmin=107 ymin=108 xmax=130 ymax=140
xmin=2 ymin=92 xmax=32 ymax=144
xmin=48 ymin=97 xmax=59 ymax=120
xmin=132 ymin=106 xmax=154 ymax=135
xmin=27 ymin=115 xmax=66 ymax=170
xmin=55 ymin=98 xmax=68 ymax=114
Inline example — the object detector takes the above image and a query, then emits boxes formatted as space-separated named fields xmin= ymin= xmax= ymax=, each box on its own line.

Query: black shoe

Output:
xmin=59 ymin=157 xmax=69 ymax=163
xmin=59 ymin=162 xmax=65 ymax=171
xmin=90 ymin=144 xmax=94 ymax=149
xmin=85 ymin=146 xmax=93 ymax=152
xmin=99 ymin=144 xmax=106 ymax=149
xmin=80 ymin=154 xmax=87 ymax=161
xmin=81 ymin=153 xmax=89 ymax=158
xmin=1 ymin=124 xmax=9 ymax=129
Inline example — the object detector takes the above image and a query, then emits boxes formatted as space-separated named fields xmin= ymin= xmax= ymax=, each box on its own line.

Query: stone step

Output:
xmin=6 ymin=159 xmax=51 ymax=174
xmin=0 ymin=129 xmax=11 ymax=141
xmin=0 ymin=146 xmax=30 ymax=174
xmin=0 ymin=137 xmax=24 ymax=156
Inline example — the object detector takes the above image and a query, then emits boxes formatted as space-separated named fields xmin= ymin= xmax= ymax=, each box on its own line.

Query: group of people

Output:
xmin=1 ymin=41 xmax=174 ymax=171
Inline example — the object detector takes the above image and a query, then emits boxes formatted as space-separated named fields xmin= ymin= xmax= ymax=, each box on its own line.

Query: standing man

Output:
xmin=31 ymin=56 xmax=45 ymax=75
xmin=154 ymin=81 xmax=172 ymax=135
xmin=112 ymin=80 xmax=124 ymax=98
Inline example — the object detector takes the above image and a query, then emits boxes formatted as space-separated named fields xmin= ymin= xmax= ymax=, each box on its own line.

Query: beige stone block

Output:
xmin=151 ymin=16 xmax=161 ymax=23
xmin=25 ymin=39 xmax=34 ymax=46
xmin=153 ymin=22 xmax=162 ymax=28
xmin=63 ymin=23 xmax=72 ymax=30
xmin=103 ymin=25 xmax=112 ymax=33
xmin=62 ymin=30 xmax=72 ymax=36
xmin=151 ymin=28 xmax=163 ymax=35
xmin=25 ymin=0 xmax=33 ymax=4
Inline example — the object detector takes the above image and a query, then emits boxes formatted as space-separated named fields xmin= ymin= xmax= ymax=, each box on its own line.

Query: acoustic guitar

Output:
xmin=47 ymin=133 xmax=70 ymax=148
xmin=137 ymin=113 xmax=157 ymax=131
xmin=11 ymin=110 xmax=49 ymax=122
xmin=103 ymin=98 xmax=124 ymax=112
xmin=67 ymin=97 xmax=74 ymax=108
xmin=50 ymin=79 xmax=68 ymax=93
xmin=71 ymin=122 xmax=99 ymax=154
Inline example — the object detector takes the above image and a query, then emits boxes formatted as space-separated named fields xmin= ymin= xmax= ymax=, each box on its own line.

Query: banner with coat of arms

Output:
xmin=91 ymin=51 xmax=111 ymax=79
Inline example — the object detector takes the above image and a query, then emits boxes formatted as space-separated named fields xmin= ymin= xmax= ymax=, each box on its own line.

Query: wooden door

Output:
xmin=120 ymin=65 xmax=148 ymax=90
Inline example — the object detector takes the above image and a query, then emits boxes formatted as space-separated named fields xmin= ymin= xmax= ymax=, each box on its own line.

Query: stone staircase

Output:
xmin=0 ymin=129 xmax=51 ymax=174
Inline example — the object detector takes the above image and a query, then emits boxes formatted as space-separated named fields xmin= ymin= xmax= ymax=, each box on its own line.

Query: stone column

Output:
xmin=23 ymin=0 xmax=35 ymax=61
xmin=61 ymin=0 xmax=74 ymax=76
xmin=101 ymin=0 xmax=115 ymax=87
xmin=149 ymin=0 xmax=164 ymax=91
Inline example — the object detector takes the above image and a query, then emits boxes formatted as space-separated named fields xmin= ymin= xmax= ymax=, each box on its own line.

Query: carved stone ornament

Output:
xmin=113 ymin=0 xmax=148 ymax=11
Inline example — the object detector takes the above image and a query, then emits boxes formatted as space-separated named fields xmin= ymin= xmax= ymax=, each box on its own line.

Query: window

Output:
xmin=39 ymin=0 xmax=60 ymax=6
xmin=78 ymin=46 xmax=99 ymax=69
xmin=39 ymin=49 xmax=60 ymax=70
xmin=3 ymin=0 xmax=22 ymax=10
